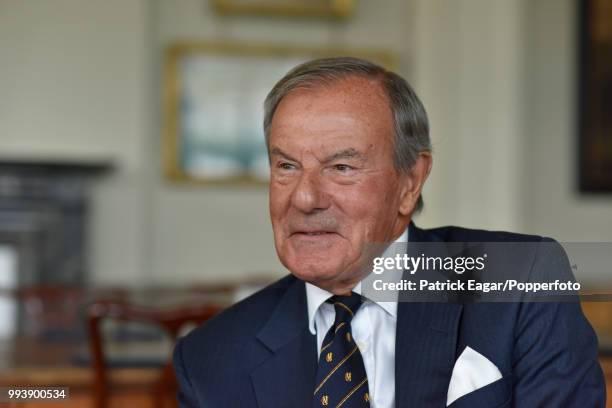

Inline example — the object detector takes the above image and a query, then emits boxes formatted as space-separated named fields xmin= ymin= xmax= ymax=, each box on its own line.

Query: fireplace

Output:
xmin=0 ymin=159 xmax=112 ymax=287
xmin=0 ymin=160 xmax=113 ymax=339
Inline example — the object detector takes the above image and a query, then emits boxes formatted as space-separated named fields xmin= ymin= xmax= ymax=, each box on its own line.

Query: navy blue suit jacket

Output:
xmin=173 ymin=224 xmax=605 ymax=407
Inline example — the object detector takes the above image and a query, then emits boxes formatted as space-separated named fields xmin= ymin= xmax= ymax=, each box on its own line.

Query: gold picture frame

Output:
xmin=163 ymin=41 xmax=396 ymax=185
xmin=211 ymin=0 xmax=355 ymax=18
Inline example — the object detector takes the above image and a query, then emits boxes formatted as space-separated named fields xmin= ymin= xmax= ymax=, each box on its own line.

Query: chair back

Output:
xmin=86 ymin=300 xmax=221 ymax=408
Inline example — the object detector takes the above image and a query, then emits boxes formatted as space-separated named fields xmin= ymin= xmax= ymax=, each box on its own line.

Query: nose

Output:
xmin=290 ymin=170 xmax=331 ymax=214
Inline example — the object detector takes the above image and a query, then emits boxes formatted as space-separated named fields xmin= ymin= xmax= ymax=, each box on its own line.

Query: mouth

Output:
xmin=290 ymin=231 xmax=339 ymax=239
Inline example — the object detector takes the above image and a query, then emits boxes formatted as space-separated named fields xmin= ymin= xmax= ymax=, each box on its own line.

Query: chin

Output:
xmin=290 ymin=267 xmax=340 ymax=287
xmin=275 ymin=236 xmax=359 ymax=284
xmin=281 ymin=252 xmax=346 ymax=285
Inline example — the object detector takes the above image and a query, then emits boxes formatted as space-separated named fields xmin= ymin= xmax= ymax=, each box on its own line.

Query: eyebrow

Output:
xmin=268 ymin=146 xmax=365 ymax=163
xmin=269 ymin=147 xmax=298 ymax=162
xmin=323 ymin=148 xmax=364 ymax=163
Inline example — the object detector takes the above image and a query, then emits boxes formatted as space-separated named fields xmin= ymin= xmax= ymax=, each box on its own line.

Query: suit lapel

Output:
xmin=251 ymin=278 xmax=317 ymax=408
xmin=394 ymin=224 xmax=464 ymax=406
xmin=395 ymin=301 xmax=463 ymax=406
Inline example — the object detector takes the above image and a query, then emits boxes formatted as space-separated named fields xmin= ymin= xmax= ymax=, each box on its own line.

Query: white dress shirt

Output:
xmin=306 ymin=229 xmax=407 ymax=408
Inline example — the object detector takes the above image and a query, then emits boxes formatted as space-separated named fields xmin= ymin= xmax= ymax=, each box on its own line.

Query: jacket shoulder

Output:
xmin=422 ymin=224 xmax=545 ymax=243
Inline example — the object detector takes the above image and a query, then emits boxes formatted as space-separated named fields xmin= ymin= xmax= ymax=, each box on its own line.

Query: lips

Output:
xmin=288 ymin=218 xmax=341 ymax=240
xmin=291 ymin=230 xmax=337 ymax=236
xmin=290 ymin=230 xmax=340 ymax=243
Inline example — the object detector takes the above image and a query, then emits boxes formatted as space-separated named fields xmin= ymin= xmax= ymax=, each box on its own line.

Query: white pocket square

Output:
xmin=446 ymin=346 xmax=503 ymax=406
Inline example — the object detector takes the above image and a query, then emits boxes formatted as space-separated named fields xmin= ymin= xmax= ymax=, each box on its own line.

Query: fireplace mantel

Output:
xmin=0 ymin=159 xmax=113 ymax=179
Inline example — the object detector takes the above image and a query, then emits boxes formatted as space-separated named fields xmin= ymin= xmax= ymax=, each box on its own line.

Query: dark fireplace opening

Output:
xmin=0 ymin=159 xmax=112 ymax=339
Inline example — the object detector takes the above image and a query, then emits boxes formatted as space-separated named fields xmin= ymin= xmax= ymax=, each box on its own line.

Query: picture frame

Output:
xmin=578 ymin=0 xmax=612 ymax=192
xmin=163 ymin=42 xmax=396 ymax=185
xmin=211 ymin=0 xmax=355 ymax=19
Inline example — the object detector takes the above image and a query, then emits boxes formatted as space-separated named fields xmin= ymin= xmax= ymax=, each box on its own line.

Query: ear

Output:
xmin=398 ymin=152 xmax=433 ymax=216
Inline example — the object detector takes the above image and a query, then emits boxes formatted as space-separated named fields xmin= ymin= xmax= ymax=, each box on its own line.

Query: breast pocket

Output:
xmin=447 ymin=375 xmax=512 ymax=408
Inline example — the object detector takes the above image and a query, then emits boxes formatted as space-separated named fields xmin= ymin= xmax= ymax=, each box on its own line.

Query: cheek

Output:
xmin=331 ymin=179 xmax=400 ymax=234
xmin=333 ymin=178 xmax=397 ymax=216
xmin=269 ymin=185 xmax=289 ymax=219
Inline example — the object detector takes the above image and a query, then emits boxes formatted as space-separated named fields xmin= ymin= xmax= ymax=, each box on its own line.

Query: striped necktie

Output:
xmin=313 ymin=292 xmax=370 ymax=408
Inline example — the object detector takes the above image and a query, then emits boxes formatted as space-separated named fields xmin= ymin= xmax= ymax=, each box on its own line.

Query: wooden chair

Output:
xmin=86 ymin=300 xmax=222 ymax=408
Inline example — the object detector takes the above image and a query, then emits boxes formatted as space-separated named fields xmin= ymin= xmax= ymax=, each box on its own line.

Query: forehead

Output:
xmin=269 ymin=76 xmax=395 ymax=148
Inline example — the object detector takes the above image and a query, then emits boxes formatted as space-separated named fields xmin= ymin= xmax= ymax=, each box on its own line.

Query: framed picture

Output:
xmin=579 ymin=0 xmax=612 ymax=192
xmin=211 ymin=0 xmax=355 ymax=18
xmin=163 ymin=42 xmax=395 ymax=184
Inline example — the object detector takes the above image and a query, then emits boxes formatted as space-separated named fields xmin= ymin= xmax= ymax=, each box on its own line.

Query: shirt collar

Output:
xmin=305 ymin=228 xmax=408 ymax=334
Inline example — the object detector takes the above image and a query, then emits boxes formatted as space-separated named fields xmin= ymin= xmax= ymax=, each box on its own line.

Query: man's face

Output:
xmin=268 ymin=76 xmax=413 ymax=293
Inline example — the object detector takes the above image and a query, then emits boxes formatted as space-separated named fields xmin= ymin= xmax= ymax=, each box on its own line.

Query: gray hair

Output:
xmin=263 ymin=56 xmax=431 ymax=212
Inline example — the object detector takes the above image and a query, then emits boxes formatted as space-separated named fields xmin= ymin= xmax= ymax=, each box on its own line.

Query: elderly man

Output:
xmin=173 ymin=58 xmax=605 ymax=407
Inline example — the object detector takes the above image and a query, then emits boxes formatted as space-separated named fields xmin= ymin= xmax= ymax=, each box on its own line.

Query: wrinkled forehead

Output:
xmin=278 ymin=75 xmax=391 ymax=115
xmin=269 ymin=76 xmax=395 ymax=148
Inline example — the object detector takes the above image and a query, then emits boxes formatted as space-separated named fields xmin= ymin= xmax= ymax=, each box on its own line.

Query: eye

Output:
xmin=277 ymin=162 xmax=296 ymax=170
xmin=333 ymin=164 xmax=354 ymax=172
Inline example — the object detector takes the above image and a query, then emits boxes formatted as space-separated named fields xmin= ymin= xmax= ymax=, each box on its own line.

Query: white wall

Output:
xmin=413 ymin=0 xmax=526 ymax=231
xmin=412 ymin=0 xmax=612 ymax=244
xmin=0 ymin=0 xmax=151 ymax=284
xmin=1 ymin=0 xmax=610 ymax=285
xmin=0 ymin=0 xmax=147 ymax=170
xmin=521 ymin=0 xmax=612 ymax=242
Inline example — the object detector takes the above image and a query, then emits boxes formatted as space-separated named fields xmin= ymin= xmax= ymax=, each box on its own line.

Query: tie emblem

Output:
xmin=326 ymin=352 xmax=333 ymax=363
xmin=321 ymin=395 xmax=329 ymax=406
xmin=344 ymin=372 xmax=352 ymax=382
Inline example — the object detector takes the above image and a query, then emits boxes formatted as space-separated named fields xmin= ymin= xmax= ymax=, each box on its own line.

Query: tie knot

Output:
xmin=327 ymin=292 xmax=363 ymax=324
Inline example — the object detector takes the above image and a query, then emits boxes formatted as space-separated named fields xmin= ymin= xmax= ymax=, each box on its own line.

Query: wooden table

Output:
xmin=0 ymin=335 xmax=168 ymax=408
xmin=0 ymin=286 xmax=237 ymax=408
xmin=0 ymin=367 xmax=162 ymax=408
